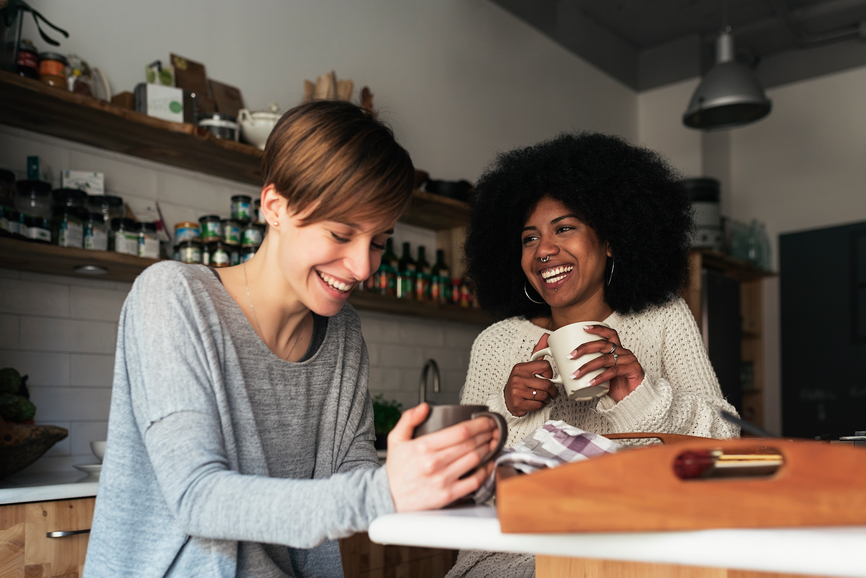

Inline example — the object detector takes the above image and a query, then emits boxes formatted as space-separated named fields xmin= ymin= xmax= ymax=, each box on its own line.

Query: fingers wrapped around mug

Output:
xmin=503 ymin=357 xmax=559 ymax=417
xmin=569 ymin=325 xmax=646 ymax=402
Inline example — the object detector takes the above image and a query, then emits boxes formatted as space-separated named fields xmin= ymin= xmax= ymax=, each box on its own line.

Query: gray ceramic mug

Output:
xmin=412 ymin=404 xmax=508 ymax=466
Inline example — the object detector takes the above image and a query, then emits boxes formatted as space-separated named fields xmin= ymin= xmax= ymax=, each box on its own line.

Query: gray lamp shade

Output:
xmin=683 ymin=30 xmax=772 ymax=130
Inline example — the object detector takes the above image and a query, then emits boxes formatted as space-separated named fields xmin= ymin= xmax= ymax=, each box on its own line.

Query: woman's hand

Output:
xmin=570 ymin=325 xmax=645 ymax=403
xmin=385 ymin=403 xmax=499 ymax=512
xmin=504 ymin=334 xmax=559 ymax=417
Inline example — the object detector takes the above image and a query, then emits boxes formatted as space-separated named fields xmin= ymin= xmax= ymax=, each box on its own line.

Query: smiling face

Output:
xmin=278 ymin=207 xmax=395 ymax=317
xmin=521 ymin=196 xmax=612 ymax=323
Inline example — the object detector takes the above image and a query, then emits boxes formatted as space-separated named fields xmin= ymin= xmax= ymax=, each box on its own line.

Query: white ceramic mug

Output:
xmin=529 ymin=322 xmax=611 ymax=401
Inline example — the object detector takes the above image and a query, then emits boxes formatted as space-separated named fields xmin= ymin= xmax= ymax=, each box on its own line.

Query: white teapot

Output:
xmin=238 ymin=102 xmax=282 ymax=150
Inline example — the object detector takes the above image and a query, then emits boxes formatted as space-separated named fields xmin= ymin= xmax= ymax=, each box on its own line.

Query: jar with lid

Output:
xmin=254 ymin=199 xmax=264 ymax=225
xmin=38 ymin=52 xmax=68 ymax=89
xmin=84 ymin=212 xmax=108 ymax=251
xmin=177 ymin=240 xmax=203 ymax=264
xmin=198 ymin=113 xmax=239 ymax=141
xmin=52 ymin=205 xmax=86 ymax=248
xmin=138 ymin=222 xmax=160 ymax=259
xmin=23 ymin=215 xmax=51 ymax=244
xmin=221 ymin=218 xmax=241 ymax=246
xmin=0 ymin=170 xmax=17 ymax=238
xmin=231 ymin=195 xmax=252 ymax=222
xmin=230 ymin=246 xmax=240 ymax=266
xmin=241 ymin=222 xmax=264 ymax=248
xmin=199 ymin=215 xmax=222 ymax=243
xmin=241 ymin=246 xmax=257 ymax=263
xmin=15 ymin=180 xmax=52 ymax=219
xmin=17 ymin=39 xmax=39 ymax=79
xmin=209 ymin=241 xmax=231 ymax=268
xmin=110 ymin=218 xmax=138 ymax=255
xmin=87 ymin=195 xmax=125 ymax=226
xmin=174 ymin=221 xmax=200 ymax=243
xmin=52 ymin=188 xmax=89 ymax=210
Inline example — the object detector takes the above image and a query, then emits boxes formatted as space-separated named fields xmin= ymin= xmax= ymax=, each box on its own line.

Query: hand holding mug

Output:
xmin=385 ymin=403 xmax=503 ymax=512
xmin=504 ymin=334 xmax=559 ymax=417
xmin=570 ymin=324 xmax=645 ymax=403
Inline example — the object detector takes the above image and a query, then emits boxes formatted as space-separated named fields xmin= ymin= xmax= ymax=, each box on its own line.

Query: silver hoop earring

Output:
xmin=607 ymin=257 xmax=615 ymax=286
xmin=524 ymin=281 xmax=545 ymax=304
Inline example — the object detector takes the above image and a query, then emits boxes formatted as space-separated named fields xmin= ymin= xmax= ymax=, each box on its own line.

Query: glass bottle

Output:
xmin=414 ymin=245 xmax=431 ymax=301
xmin=376 ymin=238 xmax=398 ymax=296
xmin=430 ymin=249 xmax=450 ymax=304
xmin=397 ymin=242 xmax=416 ymax=299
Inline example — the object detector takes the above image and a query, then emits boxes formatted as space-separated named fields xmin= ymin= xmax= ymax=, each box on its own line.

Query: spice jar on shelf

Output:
xmin=0 ymin=170 xmax=18 ymax=238
xmin=84 ymin=212 xmax=108 ymax=251
xmin=17 ymin=39 xmax=39 ymax=79
xmin=231 ymin=195 xmax=252 ymax=222
xmin=138 ymin=222 xmax=160 ymax=259
xmin=199 ymin=215 xmax=222 ymax=243
xmin=87 ymin=195 xmax=125 ymax=226
xmin=15 ymin=180 xmax=52 ymax=244
xmin=110 ymin=218 xmax=138 ymax=255
xmin=174 ymin=221 xmax=200 ymax=244
xmin=38 ymin=52 xmax=68 ymax=89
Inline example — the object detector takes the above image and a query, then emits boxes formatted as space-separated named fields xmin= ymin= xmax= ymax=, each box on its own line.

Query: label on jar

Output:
xmin=242 ymin=226 xmax=263 ymax=247
xmin=26 ymin=224 xmax=51 ymax=243
xmin=18 ymin=50 xmax=38 ymax=70
xmin=85 ymin=225 xmax=108 ymax=251
xmin=211 ymin=248 xmax=230 ymax=267
xmin=38 ymin=59 xmax=65 ymax=77
xmin=201 ymin=221 xmax=222 ymax=242
xmin=231 ymin=199 xmax=252 ymax=221
xmin=223 ymin=222 xmax=240 ymax=245
xmin=0 ymin=207 xmax=17 ymax=236
xmin=175 ymin=226 xmax=200 ymax=243
xmin=113 ymin=231 xmax=138 ymax=255
xmin=58 ymin=219 xmax=84 ymax=248
xmin=138 ymin=236 xmax=160 ymax=259
xmin=179 ymin=246 xmax=202 ymax=264
xmin=242 ymin=248 xmax=256 ymax=263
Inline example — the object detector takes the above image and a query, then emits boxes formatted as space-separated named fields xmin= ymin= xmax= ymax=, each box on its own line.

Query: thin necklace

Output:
xmin=244 ymin=261 xmax=304 ymax=361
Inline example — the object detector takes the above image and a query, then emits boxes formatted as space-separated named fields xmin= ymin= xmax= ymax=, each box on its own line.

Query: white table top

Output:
xmin=0 ymin=470 xmax=99 ymax=505
xmin=369 ymin=505 xmax=866 ymax=577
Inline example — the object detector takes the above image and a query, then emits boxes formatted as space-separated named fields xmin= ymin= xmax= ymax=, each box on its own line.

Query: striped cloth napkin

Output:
xmin=473 ymin=420 xmax=621 ymax=504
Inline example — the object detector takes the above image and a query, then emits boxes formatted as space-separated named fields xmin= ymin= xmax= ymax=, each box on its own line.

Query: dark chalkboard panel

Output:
xmin=780 ymin=221 xmax=866 ymax=439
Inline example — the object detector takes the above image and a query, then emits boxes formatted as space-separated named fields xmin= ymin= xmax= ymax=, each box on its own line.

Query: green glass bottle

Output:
xmin=430 ymin=249 xmax=450 ymax=304
xmin=377 ymin=238 xmax=398 ymax=296
xmin=414 ymin=245 xmax=431 ymax=301
xmin=397 ymin=242 xmax=416 ymax=299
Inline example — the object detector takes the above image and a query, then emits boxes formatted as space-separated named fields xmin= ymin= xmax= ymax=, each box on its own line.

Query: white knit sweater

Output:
xmin=459 ymin=297 xmax=740 ymax=447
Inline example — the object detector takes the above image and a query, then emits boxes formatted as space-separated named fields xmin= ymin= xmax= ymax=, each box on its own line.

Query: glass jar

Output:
xmin=23 ymin=215 xmax=51 ymax=244
xmin=209 ymin=241 xmax=231 ymax=268
xmin=174 ymin=221 xmax=200 ymax=243
xmin=254 ymin=199 xmax=264 ymax=225
xmin=0 ymin=170 xmax=16 ymax=238
xmin=177 ymin=240 xmax=203 ymax=264
xmin=221 ymin=218 xmax=240 ymax=246
xmin=17 ymin=39 xmax=39 ymax=79
xmin=138 ymin=222 xmax=160 ymax=259
xmin=87 ymin=195 xmax=125 ymax=226
xmin=202 ymin=242 xmax=214 ymax=266
xmin=199 ymin=215 xmax=222 ymax=243
xmin=52 ymin=205 xmax=86 ymax=248
xmin=38 ymin=52 xmax=68 ymax=89
xmin=231 ymin=195 xmax=252 ymax=222
xmin=110 ymin=218 xmax=138 ymax=255
xmin=52 ymin=188 xmax=88 ymax=210
xmin=15 ymin=180 xmax=52 ymax=219
xmin=241 ymin=246 xmax=257 ymax=263
xmin=241 ymin=222 xmax=264 ymax=248
xmin=84 ymin=212 xmax=108 ymax=251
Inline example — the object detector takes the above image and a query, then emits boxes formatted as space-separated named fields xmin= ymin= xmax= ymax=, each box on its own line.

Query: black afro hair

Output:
xmin=464 ymin=131 xmax=694 ymax=320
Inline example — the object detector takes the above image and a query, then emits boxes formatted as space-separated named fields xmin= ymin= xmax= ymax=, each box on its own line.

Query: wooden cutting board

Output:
xmin=497 ymin=436 xmax=866 ymax=533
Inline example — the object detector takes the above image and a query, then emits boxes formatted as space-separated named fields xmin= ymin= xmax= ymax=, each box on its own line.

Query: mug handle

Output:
xmin=529 ymin=348 xmax=563 ymax=384
xmin=471 ymin=411 xmax=508 ymax=466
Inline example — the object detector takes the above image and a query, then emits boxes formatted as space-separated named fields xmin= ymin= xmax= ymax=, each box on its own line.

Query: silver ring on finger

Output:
xmin=608 ymin=343 xmax=616 ymax=354
xmin=612 ymin=353 xmax=619 ymax=366
xmin=532 ymin=390 xmax=537 ymax=400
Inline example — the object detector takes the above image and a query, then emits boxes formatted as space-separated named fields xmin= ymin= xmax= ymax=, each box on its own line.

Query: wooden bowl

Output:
xmin=0 ymin=418 xmax=68 ymax=479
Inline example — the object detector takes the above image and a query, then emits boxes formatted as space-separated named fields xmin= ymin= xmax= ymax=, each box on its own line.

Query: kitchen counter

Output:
xmin=0 ymin=470 xmax=99 ymax=505
xmin=368 ymin=504 xmax=866 ymax=577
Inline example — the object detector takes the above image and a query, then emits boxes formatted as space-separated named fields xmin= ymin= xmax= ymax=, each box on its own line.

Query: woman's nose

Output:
xmin=346 ymin=243 xmax=374 ymax=280
xmin=536 ymin=237 xmax=559 ymax=260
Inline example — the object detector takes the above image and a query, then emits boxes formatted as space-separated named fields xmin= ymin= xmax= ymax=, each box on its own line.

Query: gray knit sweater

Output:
xmin=83 ymin=262 xmax=394 ymax=578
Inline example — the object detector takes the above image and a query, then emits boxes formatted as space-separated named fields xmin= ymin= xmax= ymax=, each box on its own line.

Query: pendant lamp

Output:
xmin=683 ymin=29 xmax=771 ymax=130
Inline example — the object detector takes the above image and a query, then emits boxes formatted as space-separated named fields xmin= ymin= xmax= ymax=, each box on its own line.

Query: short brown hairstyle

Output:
xmin=262 ymin=100 xmax=415 ymax=226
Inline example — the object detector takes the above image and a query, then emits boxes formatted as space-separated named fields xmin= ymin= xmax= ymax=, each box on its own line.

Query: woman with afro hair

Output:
xmin=448 ymin=132 xmax=740 ymax=577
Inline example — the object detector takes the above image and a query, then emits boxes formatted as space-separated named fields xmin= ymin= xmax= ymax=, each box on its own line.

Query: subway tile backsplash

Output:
xmin=0 ymin=125 xmax=485 ymax=475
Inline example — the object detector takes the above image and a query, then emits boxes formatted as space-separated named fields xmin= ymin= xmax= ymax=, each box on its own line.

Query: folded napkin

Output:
xmin=473 ymin=420 xmax=621 ymax=504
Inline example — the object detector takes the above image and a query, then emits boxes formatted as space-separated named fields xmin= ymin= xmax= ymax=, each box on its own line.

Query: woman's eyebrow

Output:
xmin=551 ymin=214 xmax=579 ymax=224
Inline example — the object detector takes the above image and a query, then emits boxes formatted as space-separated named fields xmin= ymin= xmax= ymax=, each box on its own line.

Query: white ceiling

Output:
xmin=489 ymin=0 xmax=866 ymax=90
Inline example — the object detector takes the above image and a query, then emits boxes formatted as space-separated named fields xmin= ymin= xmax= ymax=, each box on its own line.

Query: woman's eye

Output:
xmin=330 ymin=232 xmax=349 ymax=243
xmin=522 ymin=235 xmax=538 ymax=246
xmin=371 ymin=241 xmax=386 ymax=251
xmin=557 ymin=226 xmax=574 ymax=234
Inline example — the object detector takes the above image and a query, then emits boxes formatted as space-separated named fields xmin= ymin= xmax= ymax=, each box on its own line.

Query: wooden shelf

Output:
xmin=695 ymin=249 xmax=775 ymax=281
xmin=0 ymin=237 xmax=491 ymax=324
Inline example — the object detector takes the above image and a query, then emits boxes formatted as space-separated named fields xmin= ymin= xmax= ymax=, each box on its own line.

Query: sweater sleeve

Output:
xmin=124 ymin=265 xmax=393 ymax=548
xmin=594 ymin=298 xmax=740 ymax=439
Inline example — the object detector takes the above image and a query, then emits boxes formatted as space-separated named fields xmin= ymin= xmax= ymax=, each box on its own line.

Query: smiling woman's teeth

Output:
xmin=541 ymin=265 xmax=573 ymax=284
xmin=318 ymin=272 xmax=352 ymax=292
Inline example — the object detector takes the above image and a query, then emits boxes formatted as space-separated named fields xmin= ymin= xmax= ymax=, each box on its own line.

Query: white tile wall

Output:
xmin=0 ymin=126 xmax=486 ymax=475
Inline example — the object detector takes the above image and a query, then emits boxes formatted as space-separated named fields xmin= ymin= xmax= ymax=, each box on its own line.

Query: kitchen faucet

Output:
xmin=419 ymin=359 xmax=440 ymax=405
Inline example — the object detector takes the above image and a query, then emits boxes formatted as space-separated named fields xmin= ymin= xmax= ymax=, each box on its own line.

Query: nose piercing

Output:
xmin=540 ymin=255 xmax=550 ymax=263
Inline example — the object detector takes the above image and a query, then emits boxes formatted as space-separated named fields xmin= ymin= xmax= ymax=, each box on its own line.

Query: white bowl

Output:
xmin=90 ymin=440 xmax=107 ymax=463
xmin=238 ymin=108 xmax=281 ymax=150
